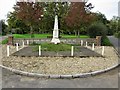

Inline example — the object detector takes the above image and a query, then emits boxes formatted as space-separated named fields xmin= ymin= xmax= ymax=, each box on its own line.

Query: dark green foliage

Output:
xmin=117 ymin=32 xmax=120 ymax=38
xmin=7 ymin=12 xmax=30 ymax=34
xmin=94 ymin=12 xmax=108 ymax=25
xmin=101 ymin=37 xmax=112 ymax=46
xmin=114 ymin=31 xmax=120 ymax=38
xmin=107 ymin=28 xmax=114 ymax=35
xmin=1 ymin=38 xmax=8 ymax=44
xmin=107 ymin=16 xmax=119 ymax=36
xmin=87 ymin=22 xmax=107 ymax=38
xmin=1 ymin=20 xmax=8 ymax=35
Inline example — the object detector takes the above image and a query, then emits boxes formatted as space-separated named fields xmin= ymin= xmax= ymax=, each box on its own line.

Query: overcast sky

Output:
xmin=0 ymin=0 xmax=119 ymax=21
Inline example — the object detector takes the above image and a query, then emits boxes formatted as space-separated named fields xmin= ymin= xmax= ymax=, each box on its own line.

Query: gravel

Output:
xmin=1 ymin=45 xmax=118 ymax=75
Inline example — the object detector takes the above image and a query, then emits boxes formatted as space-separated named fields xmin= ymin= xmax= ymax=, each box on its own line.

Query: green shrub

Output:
xmin=1 ymin=38 xmax=8 ymax=44
xmin=114 ymin=31 xmax=120 ymax=38
xmin=88 ymin=22 xmax=107 ymax=38
xmin=114 ymin=33 xmax=118 ymax=38
xmin=101 ymin=37 xmax=112 ymax=46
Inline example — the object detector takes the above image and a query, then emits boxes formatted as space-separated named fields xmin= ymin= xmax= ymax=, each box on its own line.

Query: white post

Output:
xmin=22 ymin=41 xmax=25 ymax=47
xmin=27 ymin=40 xmax=29 ymax=45
xmin=81 ymin=40 xmax=83 ymax=46
xmin=85 ymin=41 xmax=88 ymax=47
xmin=16 ymin=43 xmax=19 ymax=51
xmin=71 ymin=46 xmax=74 ymax=56
xmin=7 ymin=45 xmax=10 ymax=57
xmin=39 ymin=46 xmax=41 ymax=56
xmin=102 ymin=46 xmax=105 ymax=56
xmin=92 ymin=43 xmax=95 ymax=51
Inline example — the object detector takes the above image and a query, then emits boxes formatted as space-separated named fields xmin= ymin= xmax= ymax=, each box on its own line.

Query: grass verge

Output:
xmin=13 ymin=34 xmax=89 ymax=39
xmin=32 ymin=43 xmax=81 ymax=52
xmin=33 ymin=43 xmax=72 ymax=52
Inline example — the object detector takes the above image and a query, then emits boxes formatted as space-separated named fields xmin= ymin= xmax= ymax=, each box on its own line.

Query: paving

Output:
xmin=12 ymin=46 xmax=102 ymax=57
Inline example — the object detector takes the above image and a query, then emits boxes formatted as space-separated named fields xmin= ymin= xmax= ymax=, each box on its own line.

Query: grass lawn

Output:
xmin=33 ymin=43 xmax=72 ymax=52
xmin=33 ymin=43 xmax=81 ymax=52
xmin=13 ymin=34 xmax=89 ymax=39
xmin=13 ymin=34 xmax=51 ymax=38
xmin=62 ymin=34 xmax=89 ymax=38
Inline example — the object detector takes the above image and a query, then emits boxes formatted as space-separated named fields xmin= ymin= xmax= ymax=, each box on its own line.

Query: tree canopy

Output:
xmin=7 ymin=1 xmax=98 ymax=36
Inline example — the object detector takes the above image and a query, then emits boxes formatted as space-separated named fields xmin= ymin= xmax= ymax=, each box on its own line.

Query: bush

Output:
xmin=101 ymin=37 xmax=112 ymax=46
xmin=114 ymin=31 xmax=120 ymax=38
xmin=87 ymin=22 xmax=107 ymax=38
xmin=1 ymin=38 xmax=8 ymax=44
xmin=117 ymin=32 xmax=120 ymax=38
xmin=107 ymin=29 xmax=114 ymax=35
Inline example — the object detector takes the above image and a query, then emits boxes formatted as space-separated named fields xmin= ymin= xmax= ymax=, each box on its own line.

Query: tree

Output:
xmin=109 ymin=16 xmax=119 ymax=33
xmin=41 ymin=2 xmax=69 ymax=34
xmin=88 ymin=22 xmax=107 ymax=38
xmin=65 ymin=2 xmax=94 ymax=37
xmin=1 ymin=20 xmax=8 ymax=35
xmin=93 ymin=12 xmax=108 ymax=24
xmin=7 ymin=12 xmax=30 ymax=34
xmin=14 ymin=1 xmax=43 ymax=37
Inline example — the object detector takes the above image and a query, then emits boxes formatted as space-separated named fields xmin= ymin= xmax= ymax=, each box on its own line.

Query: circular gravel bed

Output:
xmin=1 ymin=45 xmax=118 ymax=75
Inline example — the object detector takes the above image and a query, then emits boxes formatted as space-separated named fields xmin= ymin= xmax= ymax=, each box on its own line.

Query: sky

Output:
xmin=0 ymin=0 xmax=119 ymax=21
xmin=87 ymin=0 xmax=119 ymax=20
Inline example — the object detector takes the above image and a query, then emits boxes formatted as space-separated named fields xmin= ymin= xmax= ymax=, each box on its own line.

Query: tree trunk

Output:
xmin=30 ymin=26 xmax=34 ymax=38
xmin=74 ymin=30 xmax=77 ymax=36
xmin=77 ymin=30 xmax=80 ymax=38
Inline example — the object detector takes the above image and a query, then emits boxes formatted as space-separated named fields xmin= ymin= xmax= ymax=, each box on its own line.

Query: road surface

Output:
xmin=107 ymin=36 xmax=119 ymax=52
xmin=2 ymin=67 xmax=119 ymax=88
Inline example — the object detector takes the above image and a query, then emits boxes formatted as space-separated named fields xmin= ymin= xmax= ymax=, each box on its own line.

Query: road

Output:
xmin=107 ymin=36 xmax=120 ymax=52
xmin=2 ymin=67 xmax=119 ymax=88
xmin=0 ymin=36 xmax=119 ymax=88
